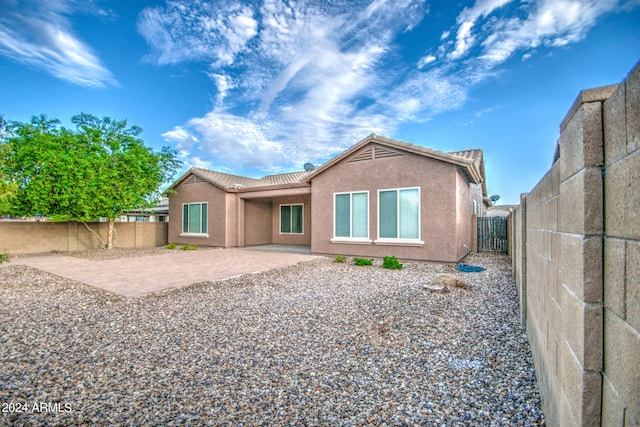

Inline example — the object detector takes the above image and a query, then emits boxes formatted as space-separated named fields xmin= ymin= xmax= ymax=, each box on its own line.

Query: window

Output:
xmin=280 ymin=204 xmax=303 ymax=234
xmin=182 ymin=202 xmax=208 ymax=235
xmin=333 ymin=191 xmax=369 ymax=241
xmin=377 ymin=187 xmax=421 ymax=242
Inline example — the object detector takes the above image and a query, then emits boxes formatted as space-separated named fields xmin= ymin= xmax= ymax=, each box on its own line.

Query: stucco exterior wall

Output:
xmin=168 ymin=179 xmax=227 ymax=247
xmin=271 ymin=194 xmax=312 ymax=246
xmin=455 ymin=169 xmax=474 ymax=260
xmin=310 ymin=145 xmax=465 ymax=262
xmin=225 ymin=193 xmax=238 ymax=247
xmin=243 ymin=199 xmax=273 ymax=246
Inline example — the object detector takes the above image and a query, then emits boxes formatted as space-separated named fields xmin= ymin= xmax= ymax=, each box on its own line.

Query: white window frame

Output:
xmin=180 ymin=202 xmax=209 ymax=238
xmin=279 ymin=203 xmax=304 ymax=235
xmin=375 ymin=187 xmax=423 ymax=246
xmin=331 ymin=191 xmax=371 ymax=244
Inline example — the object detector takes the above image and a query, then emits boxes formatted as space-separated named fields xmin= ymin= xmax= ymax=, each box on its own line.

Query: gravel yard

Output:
xmin=0 ymin=253 xmax=544 ymax=426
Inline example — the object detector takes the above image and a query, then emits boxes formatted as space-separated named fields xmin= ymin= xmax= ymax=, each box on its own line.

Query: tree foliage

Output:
xmin=1 ymin=113 xmax=181 ymax=248
xmin=0 ymin=115 xmax=18 ymax=214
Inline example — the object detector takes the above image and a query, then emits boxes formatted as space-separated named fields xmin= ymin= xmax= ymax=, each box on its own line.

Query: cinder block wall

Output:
xmin=601 ymin=63 xmax=640 ymax=427
xmin=510 ymin=61 xmax=639 ymax=426
xmin=0 ymin=222 xmax=168 ymax=255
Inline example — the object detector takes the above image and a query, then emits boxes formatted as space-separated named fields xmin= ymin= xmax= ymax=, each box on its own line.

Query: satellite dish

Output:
xmin=489 ymin=195 xmax=501 ymax=202
xmin=303 ymin=163 xmax=315 ymax=172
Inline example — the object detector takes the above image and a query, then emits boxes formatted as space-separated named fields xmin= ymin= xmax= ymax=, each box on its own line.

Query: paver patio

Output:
xmin=10 ymin=247 xmax=321 ymax=297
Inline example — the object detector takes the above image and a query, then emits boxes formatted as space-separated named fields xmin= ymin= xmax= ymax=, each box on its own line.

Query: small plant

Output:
xmin=164 ymin=243 xmax=177 ymax=249
xmin=383 ymin=255 xmax=403 ymax=270
xmin=334 ymin=254 xmax=347 ymax=263
xmin=0 ymin=253 xmax=9 ymax=263
xmin=180 ymin=244 xmax=198 ymax=250
xmin=353 ymin=257 xmax=373 ymax=266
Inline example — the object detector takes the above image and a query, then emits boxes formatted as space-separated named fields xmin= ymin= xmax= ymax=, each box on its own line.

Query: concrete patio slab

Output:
xmin=10 ymin=248 xmax=322 ymax=297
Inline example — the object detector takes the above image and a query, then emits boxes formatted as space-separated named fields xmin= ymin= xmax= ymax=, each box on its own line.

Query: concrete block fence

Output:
xmin=510 ymin=61 xmax=639 ymax=426
xmin=0 ymin=221 xmax=168 ymax=255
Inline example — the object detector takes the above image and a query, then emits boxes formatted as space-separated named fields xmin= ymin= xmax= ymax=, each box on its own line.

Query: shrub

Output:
xmin=180 ymin=244 xmax=198 ymax=250
xmin=0 ymin=253 xmax=9 ymax=263
xmin=353 ymin=257 xmax=373 ymax=266
xmin=334 ymin=254 xmax=347 ymax=263
xmin=164 ymin=243 xmax=177 ymax=249
xmin=382 ymin=255 xmax=403 ymax=270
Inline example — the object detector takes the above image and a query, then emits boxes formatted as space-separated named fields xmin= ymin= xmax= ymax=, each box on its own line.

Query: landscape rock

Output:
xmin=0 ymin=252 xmax=543 ymax=425
xmin=433 ymin=273 xmax=468 ymax=289
xmin=423 ymin=283 xmax=450 ymax=293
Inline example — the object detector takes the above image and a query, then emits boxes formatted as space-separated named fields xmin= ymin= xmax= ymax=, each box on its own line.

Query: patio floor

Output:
xmin=9 ymin=247 xmax=321 ymax=297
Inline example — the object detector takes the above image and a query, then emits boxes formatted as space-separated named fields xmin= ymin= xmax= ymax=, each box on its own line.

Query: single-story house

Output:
xmin=167 ymin=134 xmax=490 ymax=262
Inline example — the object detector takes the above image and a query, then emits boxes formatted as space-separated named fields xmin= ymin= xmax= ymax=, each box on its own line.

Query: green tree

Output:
xmin=2 ymin=113 xmax=181 ymax=248
xmin=0 ymin=115 xmax=18 ymax=214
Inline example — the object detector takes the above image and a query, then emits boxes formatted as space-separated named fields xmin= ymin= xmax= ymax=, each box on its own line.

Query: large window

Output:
xmin=378 ymin=187 xmax=420 ymax=240
xmin=334 ymin=191 xmax=369 ymax=240
xmin=280 ymin=204 xmax=303 ymax=234
xmin=182 ymin=202 xmax=208 ymax=235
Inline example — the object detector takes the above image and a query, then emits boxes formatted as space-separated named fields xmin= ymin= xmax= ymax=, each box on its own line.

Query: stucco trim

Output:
xmin=330 ymin=238 xmax=373 ymax=245
xmin=179 ymin=233 xmax=210 ymax=238
xmin=373 ymin=239 xmax=424 ymax=247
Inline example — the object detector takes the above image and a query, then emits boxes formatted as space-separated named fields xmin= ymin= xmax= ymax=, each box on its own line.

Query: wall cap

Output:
xmin=560 ymin=84 xmax=619 ymax=132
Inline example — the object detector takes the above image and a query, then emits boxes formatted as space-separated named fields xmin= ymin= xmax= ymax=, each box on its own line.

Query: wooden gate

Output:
xmin=477 ymin=217 xmax=508 ymax=253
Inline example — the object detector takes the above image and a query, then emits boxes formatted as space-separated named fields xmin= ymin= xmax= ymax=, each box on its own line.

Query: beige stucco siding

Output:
xmin=271 ymin=194 xmax=312 ymax=246
xmin=455 ymin=168 xmax=474 ymax=260
xmin=310 ymin=146 xmax=465 ymax=262
xmin=168 ymin=180 xmax=227 ymax=247
xmin=243 ymin=199 xmax=273 ymax=246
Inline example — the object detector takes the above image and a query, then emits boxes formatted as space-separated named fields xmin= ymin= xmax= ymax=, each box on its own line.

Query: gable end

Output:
xmin=373 ymin=144 xmax=403 ymax=159
xmin=183 ymin=174 xmax=206 ymax=185
xmin=348 ymin=146 xmax=373 ymax=163
xmin=348 ymin=144 xmax=404 ymax=163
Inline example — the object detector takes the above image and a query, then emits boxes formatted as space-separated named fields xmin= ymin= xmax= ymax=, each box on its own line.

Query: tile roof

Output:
xmin=261 ymin=171 xmax=310 ymax=185
xmin=191 ymin=168 xmax=272 ymax=190
xmin=174 ymin=168 xmax=310 ymax=191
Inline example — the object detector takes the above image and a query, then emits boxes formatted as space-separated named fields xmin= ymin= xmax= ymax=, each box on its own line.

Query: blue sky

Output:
xmin=1 ymin=0 xmax=639 ymax=205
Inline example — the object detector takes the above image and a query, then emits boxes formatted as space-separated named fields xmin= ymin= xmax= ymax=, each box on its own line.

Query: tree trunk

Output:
xmin=80 ymin=221 xmax=107 ymax=249
xmin=107 ymin=219 xmax=115 ymax=250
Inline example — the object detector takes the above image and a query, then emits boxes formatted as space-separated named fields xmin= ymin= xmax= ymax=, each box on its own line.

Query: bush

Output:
xmin=0 ymin=253 xmax=9 ymax=263
xmin=164 ymin=243 xmax=177 ymax=249
xmin=334 ymin=254 xmax=346 ymax=263
xmin=382 ymin=255 xmax=403 ymax=270
xmin=353 ymin=257 xmax=373 ymax=266
xmin=180 ymin=244 xmax=198 ymax=250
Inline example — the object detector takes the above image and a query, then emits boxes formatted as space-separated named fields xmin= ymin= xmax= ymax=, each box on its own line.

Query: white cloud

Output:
xmin=162 ymin=126 xmax=199 ymax=149
xmin=143 ymin=0 xmax=632 ymax=172
xmin=137 ymin=0 xmax=257 ymax=66
xmin=187 ymin=111 xmax=284 ymax=168
xmin=448 ymin=0 xmax=514 ymax=59
xmin=208 ymin=73 xmax=235 ymax=106
xmin=417 ymin=55 xmax=436 ymax=68
xmin=385 ymin=67 xmax=469 ymax=121
xmin=444 ymin=0 xmax=621 ymax=66
xmin=0 ymin=0 xmax=116 ymax=87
